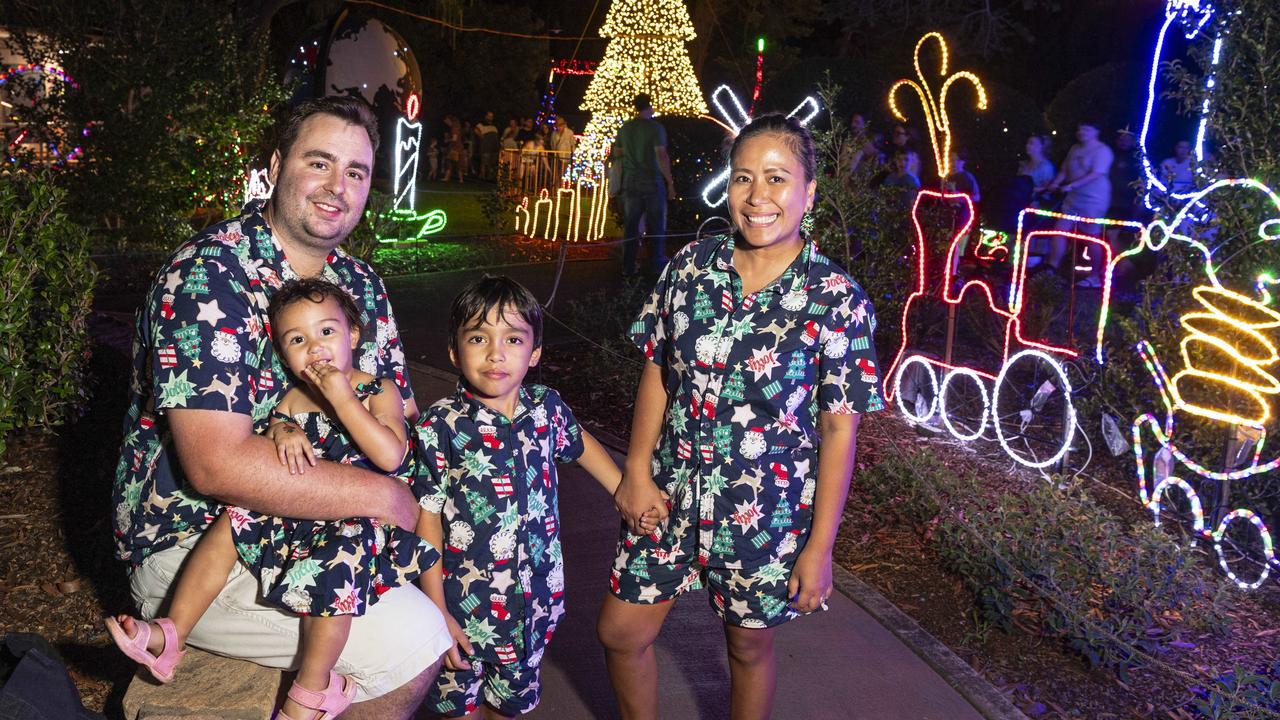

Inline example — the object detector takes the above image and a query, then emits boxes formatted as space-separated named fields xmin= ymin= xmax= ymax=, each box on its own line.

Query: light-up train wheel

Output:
xmin=894 ymin=354 xmax=939 ymax=424
xmin=939 ymin=368 xmax=989 ymax=441
xmin=992 ymin=349 xmax=1077 ymax=469
xmin=1212 ymin=509 xmax=1276 ymax=590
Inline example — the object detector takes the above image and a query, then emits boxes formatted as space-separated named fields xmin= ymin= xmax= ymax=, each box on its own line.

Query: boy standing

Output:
xmin=413 ymin=276 xmax=655 ymax=718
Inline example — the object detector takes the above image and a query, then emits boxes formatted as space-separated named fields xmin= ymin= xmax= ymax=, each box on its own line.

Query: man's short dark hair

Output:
xmin=448 ymin=275 xmax=543 ymax=352
xmin=268 ymin=278 xmax=363 ymax=345
xmin=277 ymin=95 xmax=380 ymax=162
xmin=633 ymin=93 xmax=653 ymax=112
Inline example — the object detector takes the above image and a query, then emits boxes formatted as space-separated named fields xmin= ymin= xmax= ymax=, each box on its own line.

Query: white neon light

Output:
xmin=393 ymin=114 xmax=423 ymax=212
xmin=939 ymin=368 xmax=990 ymax=442
xmin=1148 ymin=476 xmax=1205 ymax=540
xmin=700 ymin=85 xmax=824 ymax=207
xmin=992 ymin=349 xmax=1077 ymax=469
xmin=243 ymin=167 xmax=273 ymax=203
xmin=893 ymin=354 xmax=939 ymax=424
xmin=1212 ymin=509 xmax=1276 ymax=590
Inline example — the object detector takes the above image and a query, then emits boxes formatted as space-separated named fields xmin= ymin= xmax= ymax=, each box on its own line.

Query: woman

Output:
xmin=1017 ymin=134 xmax=1055 ymax=197
xmin=600 ymin=114 xmax=884 ymax=720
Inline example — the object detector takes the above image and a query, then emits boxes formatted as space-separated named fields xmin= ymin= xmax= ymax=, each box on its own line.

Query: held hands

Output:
xmin=441 ymin=613 xmax=475 ymax=671
xmin=301 ymin=361 xmax=355 ymax=404
xmin=268 ymin=421 xmax=315 ymax=475
xmin=614 ymin=467 xmax=670 ymax=536
xmin=787 ymin=545 xmax=834 ymax=614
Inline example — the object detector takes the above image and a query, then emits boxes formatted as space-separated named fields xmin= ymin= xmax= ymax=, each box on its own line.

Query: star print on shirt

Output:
xmin=746 ymin=346 xmax=780 ymax=381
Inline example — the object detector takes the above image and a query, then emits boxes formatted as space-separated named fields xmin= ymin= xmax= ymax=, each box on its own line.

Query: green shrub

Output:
xmin=0 ymin=173 xmax=98 ymax=458
xmin=859 ymin=448 xmax=1231 ymax=676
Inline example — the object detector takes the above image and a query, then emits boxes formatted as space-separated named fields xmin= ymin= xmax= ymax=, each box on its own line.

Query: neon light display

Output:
xmin=243 ymin=168 xmax=273 ymax=203
xmin=393 ymin=94 xmax=423 ymax=212
xmin=887 ymin=33 xmax=988 ymax=180
xmin=513 ymin=176 xmax=610 ymax=242
xmin=1129 ymin=178 xmax=1280 ymax=589
xmin=699 ymin=85 xmax=821 ymax=208
xmin=1 ymin=64 xmax=87 ymax=164
xmin=1139 ymin=0 xmax=1222 ymax=210
xmin=376 ymin=208 xmax=448 ymax=243
xmin=750 ymin=37 xmax=765 ymax=116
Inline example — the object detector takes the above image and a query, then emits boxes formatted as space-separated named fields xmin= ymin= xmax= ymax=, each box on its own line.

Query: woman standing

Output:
xmin=600 ymin=114 xmax=884 ymax=720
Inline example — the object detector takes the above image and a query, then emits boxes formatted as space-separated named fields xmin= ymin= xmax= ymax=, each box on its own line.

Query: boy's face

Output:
xmin=450 ymin=306 xmax=541 ymax=409
xmin=274 ymin=296 xmax=360 ymax=380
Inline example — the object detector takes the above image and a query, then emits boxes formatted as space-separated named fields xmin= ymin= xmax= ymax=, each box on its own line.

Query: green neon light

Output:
xmin=757 ymin=37 xmax=765 ymax=53
xmin=376 ymin=208 xmax=449 ymax=243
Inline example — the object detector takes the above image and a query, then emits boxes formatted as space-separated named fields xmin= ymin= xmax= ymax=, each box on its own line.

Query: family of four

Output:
xmin=108 ymin=95 xmax=884 ymax=720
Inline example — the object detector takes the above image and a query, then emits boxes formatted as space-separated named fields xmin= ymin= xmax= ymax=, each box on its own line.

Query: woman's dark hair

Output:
xmin=268 ymin=278 xmax=363 ymax=343
xmin=727 ymin=113 xmax=817 ymax=184
xmin=448 ymin=275 xmax=544 ymax=352
xmin=277 ymin=96 xmax=380 ymax=161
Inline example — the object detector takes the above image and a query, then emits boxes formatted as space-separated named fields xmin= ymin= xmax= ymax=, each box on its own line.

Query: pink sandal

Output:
xmin=276 ymin=670 xmax=355 ymax=720
xmin=105 ymin=616 xmax=185 ymax=683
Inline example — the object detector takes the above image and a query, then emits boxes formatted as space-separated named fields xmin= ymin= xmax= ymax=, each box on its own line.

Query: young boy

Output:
xmin=413 ymin=275 xmax=656 ymax=718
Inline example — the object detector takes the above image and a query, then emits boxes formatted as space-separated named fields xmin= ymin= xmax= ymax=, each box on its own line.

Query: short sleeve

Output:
xmin=411 ymin=412 xmax=451 ymax=512
xmin=628 ymin=266 xmax=677 ymax=365
xmin=148 ymin=252 xmax=256 ymax=415
xmin=817 ymin=283 xmax=886 ymax=415
xmin=342 ymin=262 xmax=414 ymax=406
xmin=654 ymin=122 xmax=668 ymax=150
xmin=546 ymin=390 xmax=584 ymax=464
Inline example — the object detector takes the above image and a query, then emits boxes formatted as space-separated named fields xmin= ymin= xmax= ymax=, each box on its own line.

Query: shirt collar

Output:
xmin=710 ymin=233 xmax=814 ymax=296
xmin=454 ymin=380 xmax=534 ymax=424
xmin=242 ymin=199 xmax=345 ymax=285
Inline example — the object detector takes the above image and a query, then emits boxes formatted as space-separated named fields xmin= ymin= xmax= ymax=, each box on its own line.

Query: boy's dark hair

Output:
xmin=268 ymin=278 xmax=363 ymax=342
xmin=633 ymin=93 xmax=653 ymax=111
xmin=728 ymin=113 xmax=817 ymax=184
xmin=448 ymin=275 xmax=543 ymax=352
xmin=277 ymin=96 xmax=380 ymax=161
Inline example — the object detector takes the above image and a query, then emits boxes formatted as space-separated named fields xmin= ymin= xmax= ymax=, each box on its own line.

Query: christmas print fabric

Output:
xmin=228 ymin=382 xmax=439 ymax=617
xmin=412 ymin=384 xmax=584 ymax=668
xmin=113 ymin=201 xmax=414 ymax=566
xmin=614 ymin=234 xmax=884 ymax=626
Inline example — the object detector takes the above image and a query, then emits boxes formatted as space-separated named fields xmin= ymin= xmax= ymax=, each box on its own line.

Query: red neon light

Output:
xmin=751 ymin=51 xmax=763 ymax=116
xmin=551 ymin=59 xmax=598 ymax=76
xmin=405 ymin=93 xmax=420 ymax=122
xmin=884 ymin=190 xmax=1132 ymax=401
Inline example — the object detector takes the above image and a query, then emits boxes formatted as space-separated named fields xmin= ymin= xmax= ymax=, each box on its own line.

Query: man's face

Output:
xmin=485 ymin=111 xmax=494 ymax=123
xmin=1175 ymin=140 xmax=1191 ymax=160
xmin=1077 ymin=124 xmax=1099 ymax=143
xmin=1115 ymin=132 xmax=1135 ymax=151
xmin=522 ymin=118 xmax=533 ymax=130
xmin=267 ymin=114 xmax=373 ymax=257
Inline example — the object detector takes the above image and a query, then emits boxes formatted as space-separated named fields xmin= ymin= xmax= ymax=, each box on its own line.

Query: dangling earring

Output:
xmin=801 ymin=207 xmax=815 ymax=236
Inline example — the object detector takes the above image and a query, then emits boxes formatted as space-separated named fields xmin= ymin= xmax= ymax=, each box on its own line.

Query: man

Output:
xmin=1039 ymin=120 xmax=1113 ymax=286
xmin=613 ymin=93 xmax=676 ymax=277
xmin=111 ymin=96 xmax=450 ymax=718
xmin=475 ymin=110 xmax=500 ymax=181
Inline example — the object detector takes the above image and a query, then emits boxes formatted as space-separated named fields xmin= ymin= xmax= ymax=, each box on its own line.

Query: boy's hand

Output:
xmin=788 ymin=545 xmax=833 ymax=614
xmin=302 ymin=361 xmax=354 ymax=403
xmin=614 ymin=468 xmax=669 ymax=535
xmin=442 ymin=613 xmax=475 ymax=671
xmin=269 ymin=422 xmax=315 ymax=475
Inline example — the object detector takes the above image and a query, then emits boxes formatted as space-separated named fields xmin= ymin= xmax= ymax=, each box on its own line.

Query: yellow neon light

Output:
xmin=887 ymin=32 xmax=988 ymax=179
xmin=513 ymin=175 xmax=611 ymax=242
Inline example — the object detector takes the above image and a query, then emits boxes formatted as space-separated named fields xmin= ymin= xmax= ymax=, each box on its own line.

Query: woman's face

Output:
xmin=892 ymin=126 xmax=909 ymax=147
xmin=727 ymin=132 xmax=815 ymax=252
xmin=1026 ymin=136 xmax=1043 ymax=156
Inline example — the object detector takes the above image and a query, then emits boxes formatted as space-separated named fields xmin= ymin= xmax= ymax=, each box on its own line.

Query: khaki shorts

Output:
xmin=130 ymin=533 xmax=452 ymax=701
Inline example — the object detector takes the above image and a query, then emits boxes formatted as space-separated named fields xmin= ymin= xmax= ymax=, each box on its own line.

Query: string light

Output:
xmin=892 ymin=355 xmax=939 ymax=424
xmin=376 ymin=209 xmax=448 ymax=243
xmin=698 ymin=86 xmax=822 ymax=207
xmin=571 ymin=0 xmax=708 ymax=183
xmin=243 ymin=168 xmax=273 ymax=203
xmin=991 ymin=349 xmax=1077 ymax=469
xmin=887 ymin=32 xmax=988 ymax=180
xmin=1139 ymin=0 xmax=1221 ymax=210
xmin=0 ymin=64 xmax=87 ymax=164
xmin=511 ymin=175 xmax=609 ymax=242
xmin=939 ymin=368 xmax=989 ymax=442
xmin=1129 ymin=177 xmax=1280 ymax=590
xmin=1149 ymin=476 xmax=1206 ymax=539
xmin=751 ymin=37 xmax=765 ymax=116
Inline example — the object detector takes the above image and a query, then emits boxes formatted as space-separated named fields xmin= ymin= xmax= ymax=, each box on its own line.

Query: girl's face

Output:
xmin=727 ymin=133 xmax=815 ymax=252
xmin=1026 ymin=136 xmax=1043 ymax=156
xmin=274 ymin=296 xmax=360 ymax=381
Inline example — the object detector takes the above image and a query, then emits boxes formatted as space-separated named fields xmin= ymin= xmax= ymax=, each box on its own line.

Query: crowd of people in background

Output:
xmin=424 ymin=111 xmax=578 ymax=189
xmin=846 ymin=110 xmax=1200 ymax=290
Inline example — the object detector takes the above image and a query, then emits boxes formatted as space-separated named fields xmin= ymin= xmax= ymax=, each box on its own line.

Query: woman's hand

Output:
xmin=441 ymin=613 xmax=475 ymax=671
xmin=268 ymin=421 xmax=315 ymax=475
xmin=614 ymin=467 xmax=669 ymax=535
xmin=787 ymin=545 xmax=833 ymax=613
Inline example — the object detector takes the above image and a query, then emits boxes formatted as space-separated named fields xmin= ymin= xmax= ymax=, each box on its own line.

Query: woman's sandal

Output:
xmin=105 ymin=616 xmax=185 ymax=683
xmin=276 ymin=670 xmax=356 ymax=720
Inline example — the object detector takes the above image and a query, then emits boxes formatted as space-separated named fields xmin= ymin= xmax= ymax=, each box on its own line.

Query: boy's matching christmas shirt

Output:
xmin=112 ymin=200 xmax=413 ymax=566
xmin=413 ymin=384 xmax=584 ymax=668
xmin=615 ymin=234 xmax=884 ymax=624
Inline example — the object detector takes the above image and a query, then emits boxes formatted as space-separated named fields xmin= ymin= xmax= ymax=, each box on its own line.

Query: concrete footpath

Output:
xmin=407 ymin=362 xmax=1022 ymax=720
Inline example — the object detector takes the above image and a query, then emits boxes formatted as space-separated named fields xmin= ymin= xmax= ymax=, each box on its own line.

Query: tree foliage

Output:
xmin=6 ymin=1 xmax=287 ymax=248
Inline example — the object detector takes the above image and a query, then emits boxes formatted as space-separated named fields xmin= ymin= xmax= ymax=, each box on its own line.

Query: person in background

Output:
xmin=613 ymin=94 xmax=675 ymax=278
xmin=475 ymin=111 xmax=500 ymax=182
xmin=1018 ymin=134 xmax=1055 ymax=197
xmin=1160 ymin=139 xmax=1195 ymax=196
xmin=1040 ymin=120 xmax=1113 ymax=286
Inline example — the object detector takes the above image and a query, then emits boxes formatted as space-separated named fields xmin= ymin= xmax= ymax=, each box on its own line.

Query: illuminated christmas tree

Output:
xmin=572 ymin=0 xmax=708 ymax=183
